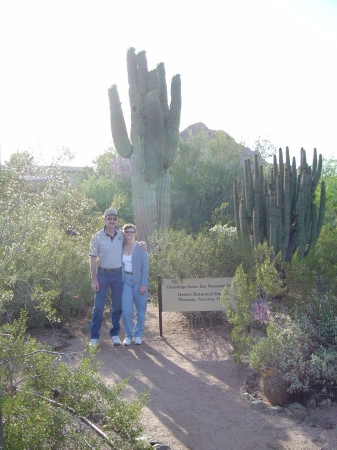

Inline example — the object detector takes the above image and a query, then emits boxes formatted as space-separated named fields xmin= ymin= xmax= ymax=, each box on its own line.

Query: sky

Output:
xmin=0 ymin=0 xmax=336 ymax=167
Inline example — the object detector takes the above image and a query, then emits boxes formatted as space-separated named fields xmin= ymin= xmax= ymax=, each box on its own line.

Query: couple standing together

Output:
xmin=89 ymin=208 xmax=149 ymax=347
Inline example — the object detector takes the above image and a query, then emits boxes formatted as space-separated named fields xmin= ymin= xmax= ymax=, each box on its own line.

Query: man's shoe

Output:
xmin=90 ymin=339 xmax=98 ymax=347
xmin=123 ymin=337 xmax=131 ymax=346
xmin=134 ymin=337 xmax=142 ymax=345
xmin=111 ymin=336 xmax=121 ymax=346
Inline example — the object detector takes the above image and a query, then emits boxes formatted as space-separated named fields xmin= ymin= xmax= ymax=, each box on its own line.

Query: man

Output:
xmin=89 ymin=208 xmax=146 ymax=347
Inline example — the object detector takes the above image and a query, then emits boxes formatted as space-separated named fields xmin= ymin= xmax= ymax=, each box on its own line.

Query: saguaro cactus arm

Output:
xmin=108 ymin=85 xmax=133 ymax=158
xmin=136 ymin=50 xmax=149 ymax=96
xmin=157 ymin=62 xmax=169 ymax=119
xmin=164 ymin=74 xmax=182 ymax=168
xmin=127 ymin=47 xmax=138 ymax=86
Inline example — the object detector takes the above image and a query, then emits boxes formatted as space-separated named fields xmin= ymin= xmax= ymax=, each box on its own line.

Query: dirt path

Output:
xmin=67 ymin=304 xmax=337 ymax=450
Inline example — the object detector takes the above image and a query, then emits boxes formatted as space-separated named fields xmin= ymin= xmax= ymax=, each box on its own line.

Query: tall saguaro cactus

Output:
xmin=234 ymin=147 xmax=326 ymax=262
xmin=108 ymin=48 xmax=181 ymax=241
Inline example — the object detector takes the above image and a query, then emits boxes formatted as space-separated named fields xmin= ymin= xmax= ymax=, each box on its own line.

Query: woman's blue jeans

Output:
xmin=122 ymin=273 xmax=148 ymax=339
xmin=90 ymin=267 xmax=123 ymax=339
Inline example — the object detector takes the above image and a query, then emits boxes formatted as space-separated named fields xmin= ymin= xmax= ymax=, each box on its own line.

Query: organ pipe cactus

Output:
xmin=108 ymin=48 xmax=181 ymax=241
xmin=234 ymin=147 xmax=325 ymax=261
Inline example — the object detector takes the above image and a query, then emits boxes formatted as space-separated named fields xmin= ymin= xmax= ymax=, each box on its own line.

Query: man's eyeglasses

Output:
xmin=124 ymin=230 xmax=135 ymax=234
xmin=106 ymin=216 xmax=118 ymax=221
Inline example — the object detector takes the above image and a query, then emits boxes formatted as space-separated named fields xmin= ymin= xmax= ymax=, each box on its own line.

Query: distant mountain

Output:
xmin=180 ymin=122 xmax=255 ymax=160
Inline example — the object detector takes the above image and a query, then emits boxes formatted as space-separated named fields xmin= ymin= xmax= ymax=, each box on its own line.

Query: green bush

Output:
xmin=221 ymin=244 xmax=287 ymax=361
xmin=14 ymin=227 xmax=92 ymax=326
xmin=0 ymin=312 xmax=149 ymax=449
xmin=248 ymin=320 xmax=314 ymax=394
xmin=309 ymin=346 xmax=337 ymax=389
xmin=223 ymin=241 xmax=337 ymax=400
xmin=307 ymin=290 xmax=337 ymax=346
xmin=302 ymin=225 xmax=337 ymax=294
xmin=0 ymin=152 xmax=97 ymax=327
xmin=149 ymin=226 xmax=252 ymax=285
xmin=148 ymin=226 xmax=253 ymax=326
xmin=249 ymin=310 xmax=337 ymax=398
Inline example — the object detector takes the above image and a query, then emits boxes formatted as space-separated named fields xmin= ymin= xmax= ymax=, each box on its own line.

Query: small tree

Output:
xmin=319 ymin=156 xmax=337 ymax=226
xmin=78 ymin=148 xmax=133 ymax=221
xmin=170 ymin=126 xmax=244 ymax=232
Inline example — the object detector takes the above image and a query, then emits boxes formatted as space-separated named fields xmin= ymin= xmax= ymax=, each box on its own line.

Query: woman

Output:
xmin=121 ymin=223 xmax=149 ymax=346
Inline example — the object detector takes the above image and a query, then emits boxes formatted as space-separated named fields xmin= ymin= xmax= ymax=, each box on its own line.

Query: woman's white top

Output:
xmin=122 ymin=253 xmax=132 ymax=272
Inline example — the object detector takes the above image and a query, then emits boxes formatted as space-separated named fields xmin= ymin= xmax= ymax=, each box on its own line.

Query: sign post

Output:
xmin=157 ymin=275 xmax=163 ymax=337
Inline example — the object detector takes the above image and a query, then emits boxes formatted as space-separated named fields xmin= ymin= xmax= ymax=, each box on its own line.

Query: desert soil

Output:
xmin=36 ymin=304 xmax=337 ymax=450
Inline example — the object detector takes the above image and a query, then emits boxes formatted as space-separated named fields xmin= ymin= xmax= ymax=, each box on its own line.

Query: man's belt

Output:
xmin=98 ymin=267 xmax=122 ymax=272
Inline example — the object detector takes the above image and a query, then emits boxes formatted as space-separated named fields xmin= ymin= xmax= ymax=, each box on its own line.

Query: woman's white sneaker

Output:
xmin=134 ymin=337 xmax=142 ymax=345
xmin=123 ymin=337 xmax=131 ymax=346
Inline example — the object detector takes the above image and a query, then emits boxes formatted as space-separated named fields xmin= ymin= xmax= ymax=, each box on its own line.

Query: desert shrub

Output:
xmin=220 ymin=264 xmax=257 ymax=359
xmin=301 ymin=225 xmax=337 ymax=294
xmin=309 ymin=346 xmax=337 ymax=391
xmin=0 ymin=312 xmax=149 ymax=449
xmin=223 ymin=242 xmax=337 ymax=400
xmin=13 ymin=226 xmax=92 ymax=326
xmin=249 ymin=310 xmax=337 ymax=400
xmin=248 ymin=320 xmax=315 ymax=394
xmin=307 ymin=290 xmax=337 ymax=346
xmin=0 ymin=151 xmax=97 ymax=328
xmin=148 ymin=227 xmax=253 ymax=325
xmin=221 ymin=243 xmax=288 ymax=361
xmin=149 ymin=226 xmax=252 ymax=284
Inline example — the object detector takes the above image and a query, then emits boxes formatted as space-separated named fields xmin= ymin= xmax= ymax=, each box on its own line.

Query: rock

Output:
xmin=285 ymin=402 xmax=308 ymax=421
xmin=250 ymin=400 xmax=266 ymax=412
xmin=242 ymin=392 xmax=253 ymax=401
xmin=179 ymin=123 xmax=255 ymax=163
xmin=318 ymin=399 xmax=333 ymax=408
xmin=266 ymin=406 xmax=286 ymax=415
xmin=288 ymin=402 xmax=306 ymax=410
xmin=306 ymin=399 xmax=317 ymax=409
